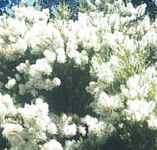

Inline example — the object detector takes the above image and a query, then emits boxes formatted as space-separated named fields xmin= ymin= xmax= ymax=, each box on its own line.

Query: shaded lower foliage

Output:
xmin=102 ymin=133 xmax=128 ymax=150
xmin=109 ymin=120 xmax=157 ymax=150
xmin=78 ymin=119 xmax=157 ymax=150
xmin=42 ymin=62 xmax=94 ymax=116
xmin=91 ymin=120 xmax=157 ymax=150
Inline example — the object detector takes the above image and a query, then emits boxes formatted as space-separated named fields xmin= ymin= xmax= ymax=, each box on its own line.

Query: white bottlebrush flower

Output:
xmin=65 ymin=140 xmax=78 ymax=150
xmin=125 ymin=100 xmax=155 ymax=121
xmin=0 ymin=15 xmax=28 ymax=59
xmin=5 ymin=78 xmax=16 ymax=89
xmin=47 ymin=122 xmax=58 ymax=135
xmin=18 ymin=98 xmax=49 ymax=130
xmin=148 ymin=115 xmax=157 ymax=129
xmin=86 ymin=81 xmax=99 ymax=95
xmin=93 ymin=62 xmax=114 ymax=83
xmin=95 ymin=0 xmax=101 ymax=5
xmin=2 ymin=123 xmax=24 ymax=144
xmin=16 ymin=61 xmax=30 ymax=73
xmin=29 ymin=58 xmax=52 ymax=77
xmin=41 ymin=139 xmax=63 ymax=150
xmin=63 ymin=123 xmax=77 ymax=137
xmin=123 ymin=74 xmax=149 ymax=99
xmin=0 ymin=94 xmax=16 ymax=117
xmin=2 ymin=123 xmax=23 ymax=136
xmin=81 ymin=115 xmax=106 ymax=136
xmin=43 ymin=50 xmax=56 ymax=63
xmin=109 ymin=55 xmax=120 ymax=69
xmin=78 ymin=125 xmax=86 ymax=136
xmin=123 ymin=37 xmax=137 ymax=53
xmin=52 ymin=77 xmax=61 ymax=87
xmin=26 ymin=21 xmax=64 ymax=55
xmin=56 ymin=48 xmax=66 ymax=63
xmin=80 ymin=50 xmax=89 ymax=65
xmin=136 ymin=4 xmax=146 ymax=17
xmin=0 ymin=105 xmax=8 ymax=123
xmin=18 ymin=84 xmax=26 ymax=95
xmin=6 ymin=18 xmax=27 ymax=36
xmin=96 ymin=91 xmax=122 ymax=111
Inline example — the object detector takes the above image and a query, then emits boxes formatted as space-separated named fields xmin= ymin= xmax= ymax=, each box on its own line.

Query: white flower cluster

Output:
xmin=41 ymin=140 xmax=63 ymax=150
xmin=0 ymin=94 xmax=63 ymax=150
xmin=15 ymin=59 xmax=61 ymax=96
xmin=120 ymin=66 xmax=157 ymax=124
xmin=58 ymin=114 xmax=77 ymax=137
xmin=1 ymin=0 xmax=157 ymax=149
xmin=81 ymin=115 xmax=110 ymax=137
xmin=0 ymin=93 xmax=111 ymax=150
xmin=0 ymin=16 xmax=27 ymax=59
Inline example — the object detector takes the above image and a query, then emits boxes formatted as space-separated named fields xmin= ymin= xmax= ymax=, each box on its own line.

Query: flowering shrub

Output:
xmin=0 ymin=0 xmax=157 ymax=150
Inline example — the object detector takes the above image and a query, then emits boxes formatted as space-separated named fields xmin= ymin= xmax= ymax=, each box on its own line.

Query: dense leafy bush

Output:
xmin=0 ymin=0 xmax=157 ymax=150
